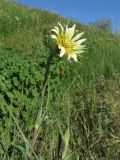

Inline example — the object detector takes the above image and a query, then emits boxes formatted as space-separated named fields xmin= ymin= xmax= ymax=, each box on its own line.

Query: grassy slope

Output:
xmin=0 ymin=0 xmax=120 ymax=159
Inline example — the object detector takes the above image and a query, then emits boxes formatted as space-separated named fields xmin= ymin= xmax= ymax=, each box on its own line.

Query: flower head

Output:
xmin=51 ymin=22 xmax=86 ymax=62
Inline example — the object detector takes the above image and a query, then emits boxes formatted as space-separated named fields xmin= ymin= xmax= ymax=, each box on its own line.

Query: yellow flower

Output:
xmin=51 ymin=22 xmax=86 ymax=62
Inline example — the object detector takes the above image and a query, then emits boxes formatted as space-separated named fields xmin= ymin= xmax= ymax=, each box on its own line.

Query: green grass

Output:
xmin=0 ymin=0 xmax=120 ymax=159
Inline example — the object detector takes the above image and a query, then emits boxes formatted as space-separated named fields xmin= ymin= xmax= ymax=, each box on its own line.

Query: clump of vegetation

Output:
xmin=90 ymin=18 xmax=112 ymax=32
xmin=0 ymin=0 xmax=120 ymax=159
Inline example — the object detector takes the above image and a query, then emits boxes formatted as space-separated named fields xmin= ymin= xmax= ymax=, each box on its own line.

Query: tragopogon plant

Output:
xmin=30 ymin=22 xmax=86 ymax=158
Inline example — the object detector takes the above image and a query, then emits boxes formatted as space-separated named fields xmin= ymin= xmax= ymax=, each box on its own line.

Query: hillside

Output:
xmin=0 ymin=0 xmax=120 ymax=159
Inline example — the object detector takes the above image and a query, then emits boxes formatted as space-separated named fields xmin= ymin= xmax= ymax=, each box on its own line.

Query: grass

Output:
xmin=0 ymin=0 xmax=120 ymax=159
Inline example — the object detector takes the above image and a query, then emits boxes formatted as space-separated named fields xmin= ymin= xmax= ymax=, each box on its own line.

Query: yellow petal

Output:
xmin=65 ymin=24 xmax=76 ymax=40
xmin=72 ymin=32 xmax=84 ymax=41
xmin=60 ymin=47 xmax=65 ymax=57
xmin=73 ymin=50 xmax=84 ymax=54
xmin=51 ymin=28 xmax=59 ymax=34
xmin=54 ymin=26 xmax=59 ymax=32
xmin=68 ymin=55 xmax=71 ymax=61
xmin=51 ymin=35 xmax=57 ymax=39
xmin=71 ymin=54 xmax=78 ymax=62
xmin=73 ymin=44 xmax=86 ymax=50
xmin=58 ymin=22 xmax=64 ymax=34
xmin=76 ymin=38 xmax=86 ymax=44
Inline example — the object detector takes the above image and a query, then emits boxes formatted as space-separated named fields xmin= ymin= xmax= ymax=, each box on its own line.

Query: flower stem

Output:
xmin=29 ymin=45 xmax=58 ymax=158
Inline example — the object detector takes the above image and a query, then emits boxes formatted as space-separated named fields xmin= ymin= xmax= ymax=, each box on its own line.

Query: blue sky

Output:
xmin=15 ymin=0 xmax=120 ymax=30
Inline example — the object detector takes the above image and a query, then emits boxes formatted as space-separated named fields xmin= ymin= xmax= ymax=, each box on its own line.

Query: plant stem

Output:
xmin=29 ymin=45 xmax=58 ymax=158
